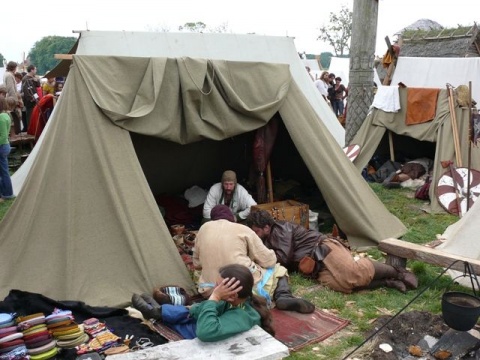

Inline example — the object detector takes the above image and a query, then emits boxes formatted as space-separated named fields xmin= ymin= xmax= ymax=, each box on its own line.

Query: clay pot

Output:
xmin=170 ymin=224 xmax=185 ymax=235
xmin=442 ymin=291 xmax=480 ymax=331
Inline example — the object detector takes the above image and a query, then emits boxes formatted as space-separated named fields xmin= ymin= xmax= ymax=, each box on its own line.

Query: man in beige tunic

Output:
xmin=193 ymin=205 xmax=314 ymax=313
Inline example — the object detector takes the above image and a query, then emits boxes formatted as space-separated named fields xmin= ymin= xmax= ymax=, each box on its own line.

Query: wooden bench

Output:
xmin=109 ymin=325 xmax=289 ymax=360
xmin=378 ymin=238 xmax=480 ymax=273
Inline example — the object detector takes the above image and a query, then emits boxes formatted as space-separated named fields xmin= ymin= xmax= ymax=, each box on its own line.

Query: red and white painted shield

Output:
xmin=436 ymin=167 xmax=480 ymax=216
xmin=343 ymin=144 xmax=361 ymax=162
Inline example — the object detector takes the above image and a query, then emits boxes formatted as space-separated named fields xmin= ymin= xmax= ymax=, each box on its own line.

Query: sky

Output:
xmin=1 ymin=0 xmax=479 ymax=64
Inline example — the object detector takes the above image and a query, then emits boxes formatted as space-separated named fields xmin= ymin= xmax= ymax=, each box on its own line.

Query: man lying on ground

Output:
xmin=246 ymin=210 xmax=418 ymax=294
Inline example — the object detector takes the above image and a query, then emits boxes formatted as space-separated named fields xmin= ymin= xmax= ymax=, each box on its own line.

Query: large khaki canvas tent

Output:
xmin=0 ymin=32 xmax=406 ymax=307
xmin=351 ymin=86 xmax=480 ymax=213
xmin=12 ymin=32 xmax=345 ymax=195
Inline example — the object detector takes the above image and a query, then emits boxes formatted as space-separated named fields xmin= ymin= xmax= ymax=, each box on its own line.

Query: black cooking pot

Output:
xmin=442 ymin=291 xmax=480 ymax=331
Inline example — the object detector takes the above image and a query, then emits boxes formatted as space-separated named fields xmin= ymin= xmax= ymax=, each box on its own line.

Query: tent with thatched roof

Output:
xmin=398 ymin=23 xmax=480 ymax=58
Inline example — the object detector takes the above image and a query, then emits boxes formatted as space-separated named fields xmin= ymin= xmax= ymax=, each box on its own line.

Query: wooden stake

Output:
xmin=449 ymin=163 xmax=463 ymax=218
xmin=266 ymin=162 xmax=274 ymax=203
xmin=388 ymin=130 xmax=395 ymax=162
xmin=382 ymin=37 xmax=397 ymax=86
xmin=447 ymin=85 xmax=462 ymax=166
xmin=467 ymin=81 xmax=473 ymax=211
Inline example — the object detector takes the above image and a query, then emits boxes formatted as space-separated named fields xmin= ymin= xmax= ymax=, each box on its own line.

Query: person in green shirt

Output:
xmin=0 ymin=97 xmax=15 ymax=201
xmin=132 ymin=264 xmax=274 ymax=341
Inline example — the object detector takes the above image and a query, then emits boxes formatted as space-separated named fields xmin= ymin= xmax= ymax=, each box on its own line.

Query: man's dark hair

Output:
xmin=245 ymin=210 xmax=275 ymax=228
xmin=27 ymin=65 xmax=36 ymax=73
xmin=6 ymin=61 xmax=17 ymax=72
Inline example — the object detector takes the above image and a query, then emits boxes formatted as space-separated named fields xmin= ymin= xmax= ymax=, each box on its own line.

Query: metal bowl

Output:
xmin=442 ymin=291 xmax=480 ymax=331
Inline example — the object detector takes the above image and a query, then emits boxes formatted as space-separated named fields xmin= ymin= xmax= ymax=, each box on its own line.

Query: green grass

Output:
xmin=286 ymin=183 xmax=460 ymax=359
xmin=0 ymin=181 xmax=463 ymax=359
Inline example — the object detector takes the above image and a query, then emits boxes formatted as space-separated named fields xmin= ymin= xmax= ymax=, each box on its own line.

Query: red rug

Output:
xmin=151 ymin=308 xmax=349 ymax=351
xmin=271 ymin=308 xmax=350 ymax=351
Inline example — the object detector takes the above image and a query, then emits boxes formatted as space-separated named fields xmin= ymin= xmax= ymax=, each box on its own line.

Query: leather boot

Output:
xmin=372 ymin=261 xmax=418 ymax=291
xmin=132 ymin=293 xmax=162 ymax=320
xmin=396 ymin=268 xmax=418 ymax=290
xmin=273 ymin=277 xmax=315 ymax=314
xmin=372 ymin=261 xmax=399 ymax=280
xmin=384 ymin=279 xmax=407 ymax=293
xmin=355 ymin=279 xmax=406 ymax=293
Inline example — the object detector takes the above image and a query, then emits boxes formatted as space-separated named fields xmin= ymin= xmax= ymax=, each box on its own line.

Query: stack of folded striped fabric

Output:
xmin=46 ymin=309 xmax=89 ymax=350
xmin=17 ymin=312 xmax=58 ymax=359
xmin=76 ymin=318 xmax=126 ymax=356
xmin=0 ymin=312 xmax=28 ymax=360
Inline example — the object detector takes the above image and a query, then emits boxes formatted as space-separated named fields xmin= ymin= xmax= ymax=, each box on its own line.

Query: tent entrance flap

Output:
xmin=375 ymin=132 xmax=436 ymax=165
xmin=130 ymin=116 xmax=327 ymax=215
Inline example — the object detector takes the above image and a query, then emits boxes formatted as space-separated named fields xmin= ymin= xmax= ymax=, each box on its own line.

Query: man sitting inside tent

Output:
xmin=202 ymin=170 xmax=257 ymax=223
xmin=246 ymin=210 xmax=418 ymax=294
xmin=193 ymin=204 xmax=315 ymax=314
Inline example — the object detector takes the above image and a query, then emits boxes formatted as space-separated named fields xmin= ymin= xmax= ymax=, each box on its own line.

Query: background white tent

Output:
xmin=438 ymin=199 xmax=480 ymax=285
xmin=327 ymin=57 xmax=380 ymax=87
xmin=391 ymin=57 xmax=480 ymax=102
xmin=12 ymin=32 xmax=345 ymax=195
xmin=328 ymin=57 xmax=350 ymax=87
xmin=302 ymin=58 xmax=322 ymax=80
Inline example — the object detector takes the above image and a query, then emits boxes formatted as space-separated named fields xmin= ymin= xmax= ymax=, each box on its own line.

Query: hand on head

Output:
xmin=210 ymin=277 xmax=243 ymax=302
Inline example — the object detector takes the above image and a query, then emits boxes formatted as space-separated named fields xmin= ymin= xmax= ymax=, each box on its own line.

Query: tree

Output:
xmin=0 ymin=53 xmax=5 ymax=67
xmin=179 ymin=22 xmax=207 ymax=33
xmin=28 ymin=36 xmax=77 ymax=75
xmin=317 ymin=6 xmax=352 ymax=56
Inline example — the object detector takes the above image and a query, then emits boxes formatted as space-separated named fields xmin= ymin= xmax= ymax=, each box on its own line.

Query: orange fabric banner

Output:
xmin=406 ymin=88 xmax=440 ymax=125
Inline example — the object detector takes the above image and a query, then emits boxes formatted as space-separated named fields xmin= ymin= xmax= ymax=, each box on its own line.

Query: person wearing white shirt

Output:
xmin=203 ymin=170 xmax=257 ymax=222
xmin=314 ymin=71 xmax=330 ymax=102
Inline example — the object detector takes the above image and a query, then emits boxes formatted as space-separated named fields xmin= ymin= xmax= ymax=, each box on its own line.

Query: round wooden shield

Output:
xmin=343 ymin=144 xmax=361 ymax=162
xmin=436 ymin=167 xmax=480 ymax=216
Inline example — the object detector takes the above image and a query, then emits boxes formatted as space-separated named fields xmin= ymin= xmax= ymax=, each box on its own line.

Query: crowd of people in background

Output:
xmin=0 ymin=61 xmax=64 ymax=201
xmin=2 ymin=61 xmax=64 ymax=138
xmin=306 ymin=66 xmax=348 ymax=125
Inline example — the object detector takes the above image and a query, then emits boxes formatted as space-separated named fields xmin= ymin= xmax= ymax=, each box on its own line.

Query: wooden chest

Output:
xmin=251 ymin=200 xmax=309 ymax=229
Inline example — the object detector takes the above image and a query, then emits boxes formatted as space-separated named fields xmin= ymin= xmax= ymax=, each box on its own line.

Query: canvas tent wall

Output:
xmin=351 ymin=86 xmax=480 ymax=213
xmin=302 ymin=58 xmax=322 ymax=79
xmin=328 ymin=57 xmax=381 ymax=87
xmin=436 ymin=195 xmax=480 ymax=285
xmin=12 ymin=32 xmax=346 ymax=196
xmin=391 ymin=57 xmax=480 ymax=103
xmin=0 ymin=35 xmax=406 ymax=308
xmin=328 ymin=57 xmax=350 ymax=87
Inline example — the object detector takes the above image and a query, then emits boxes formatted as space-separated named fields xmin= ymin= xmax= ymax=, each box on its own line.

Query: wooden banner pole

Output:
xmin=266 ymin=162 xmax=274 ymax=203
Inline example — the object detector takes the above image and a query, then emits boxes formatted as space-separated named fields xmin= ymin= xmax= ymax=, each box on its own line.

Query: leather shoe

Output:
xmin=385 ymin=279 xmax=407 ymax=293
xmin=275 ymin=297 xmax=315 ymax=314
xmin=131 ymin=293 xmax=162 ymax=320
xmin=398 ymin=270 xmax=418 ymax=290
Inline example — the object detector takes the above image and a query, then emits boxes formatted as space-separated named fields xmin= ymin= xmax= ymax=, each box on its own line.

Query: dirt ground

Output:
xmin=361 ymin=310 xmax=450 ymax=359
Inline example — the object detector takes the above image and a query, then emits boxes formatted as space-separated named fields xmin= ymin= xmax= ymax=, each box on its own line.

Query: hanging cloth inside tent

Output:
xmin=252 ymin=116 xmax=279 ymax=203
